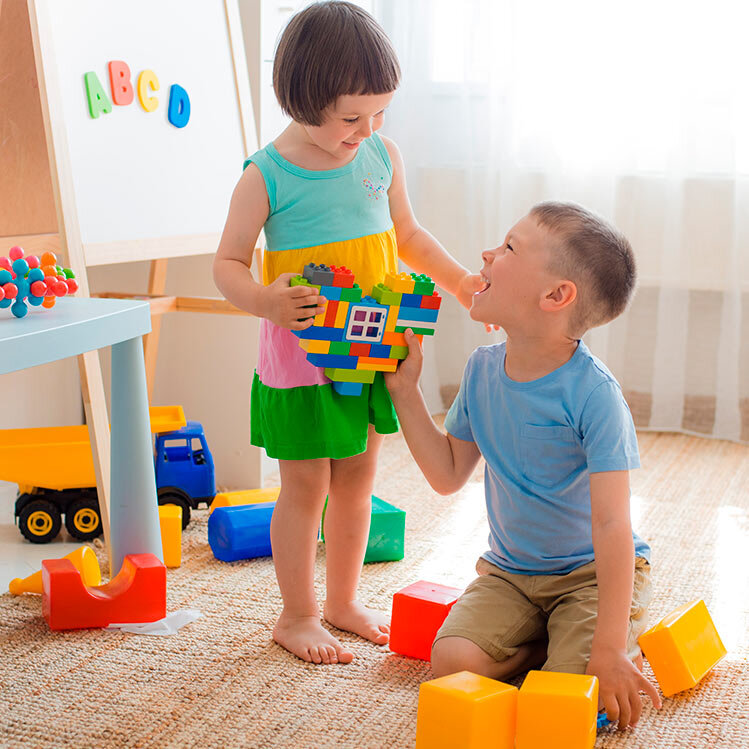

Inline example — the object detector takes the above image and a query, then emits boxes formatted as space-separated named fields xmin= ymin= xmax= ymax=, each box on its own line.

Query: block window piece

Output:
xmin=346 ymin=305 xmax=386 ymax=343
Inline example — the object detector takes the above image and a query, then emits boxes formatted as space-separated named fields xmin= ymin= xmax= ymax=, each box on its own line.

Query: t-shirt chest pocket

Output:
xmin=520 ymin=423 xmax=581 ymax=488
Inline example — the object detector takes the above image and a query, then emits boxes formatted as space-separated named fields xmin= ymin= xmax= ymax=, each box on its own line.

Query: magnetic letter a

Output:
xmin=84 ymin=71 xmax=113 ymax=118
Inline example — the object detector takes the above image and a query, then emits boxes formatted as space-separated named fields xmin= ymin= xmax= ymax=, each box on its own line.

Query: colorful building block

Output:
xmin=416 ymin=671 xmax=518 ymax=749
xmin=515 ymin=670 xmax=598 ymax=749
xmin=638 ymin=599 xmax=727 ymax=696
xmin=41 ymin=553 xmax=166 ymax=631
xmin=390 ymin=580 xmax=463 ymax=661
xmin=208 ymin=502 xmax=276 ymax=561
xmin=158 ymin=504 xmax=182 ymax=568
xmin=209 ymin=487 xmax=281 ymax=514
xmin=291 ymin=266 xmax=441 ymax=394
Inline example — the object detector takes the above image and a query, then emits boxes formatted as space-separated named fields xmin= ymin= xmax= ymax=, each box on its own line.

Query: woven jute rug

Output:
xmin=1 ymin=427 xmax=747 ymax=748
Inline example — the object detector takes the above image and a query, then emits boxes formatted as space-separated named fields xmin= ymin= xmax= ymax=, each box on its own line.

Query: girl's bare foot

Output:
xmin=273 ymin=613 xmax=354 ymax=664
xmin=323 ymin=600 xmax=390 ymax=645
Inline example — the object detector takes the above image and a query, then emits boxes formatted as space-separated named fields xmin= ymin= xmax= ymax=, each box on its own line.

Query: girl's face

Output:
xmin=304 ymin=92 xmax=394 ymax=159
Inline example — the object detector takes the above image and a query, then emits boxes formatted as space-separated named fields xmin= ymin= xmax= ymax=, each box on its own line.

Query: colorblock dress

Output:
xmin=246 ymin=133 xmax=399 ymax=460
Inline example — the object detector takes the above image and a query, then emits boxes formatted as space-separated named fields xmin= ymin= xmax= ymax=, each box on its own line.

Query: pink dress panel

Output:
xmin=256 ymin=319 xmax=330 ymax=388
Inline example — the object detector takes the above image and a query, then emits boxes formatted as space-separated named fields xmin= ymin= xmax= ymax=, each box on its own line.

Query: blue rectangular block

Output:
xmin=399 ymin=293 xmax=423 ymax=307
xmin=208 ymin=503 xmax=275 ymax=561
xmin=293 ymin=326 xmax=344 ymax=341
xmin=368 ymin=343 xmax=391 ymax=359
xmin=307 ymin=353 xmax=357 ymax=369
xmin=318 ymin=285 xmax=341 ymax=301
xmin=395 ymin=306 xmax=439 ymax=323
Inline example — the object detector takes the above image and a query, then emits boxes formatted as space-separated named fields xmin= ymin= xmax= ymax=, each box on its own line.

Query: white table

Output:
xmin=0 ymin=297 xmax=163 ymax=573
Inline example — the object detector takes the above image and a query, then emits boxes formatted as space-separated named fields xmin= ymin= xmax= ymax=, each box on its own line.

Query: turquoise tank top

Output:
xmin=245 ymin=132 xmax=394 ymax=252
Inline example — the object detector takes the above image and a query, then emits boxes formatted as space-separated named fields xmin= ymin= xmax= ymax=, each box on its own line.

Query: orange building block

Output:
xmin=42 ymin=553 xmax=166 ymax=631
xmin=390 ymin=580 xmax=462 ymax=661
xmin=416 ymin=671 xmax=518 ymax=749
xmin=638 ymin=599 xmax=727 ymax=697
xmin=516 ymin=670 xmax=598 ymax=749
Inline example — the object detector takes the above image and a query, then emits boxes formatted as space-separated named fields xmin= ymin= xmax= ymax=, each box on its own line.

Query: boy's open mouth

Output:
xmin=476 ymin=272 xmax=491 ymax=294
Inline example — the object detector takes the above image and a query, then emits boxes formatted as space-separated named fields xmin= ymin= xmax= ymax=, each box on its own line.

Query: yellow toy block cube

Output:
xmin=385 ymin=271 xmax=415 ymax=293
xmin=299 ymin=338 xmax=331 ymax=354
xmin=334 ymin=300 xmax=349 ymax=328
xmin=210 ymin=487 xmax=281 ymax=514
xmin=516 ymin=670 xmax=598 ymax=749
xmin=638 ymin=599 xmax=726 ymax=697
xmin=158 ymin=504 xmax=182 ymax=568
xmin=385 ymin=306 xmax=400 ymax=332
xmin=415 ymin=671 xmax=517 ymax=749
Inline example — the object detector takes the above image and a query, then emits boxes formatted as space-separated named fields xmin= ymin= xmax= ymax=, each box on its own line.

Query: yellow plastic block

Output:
xmin=385 ymin=271 xmax=415 ymax=293
xmin=313 ymin=298 xmax=328 ymax=326
xmin=385 ymin=306 xmax=400 ymax=332
xmin=415 ymin=671 xmax=517 ymax=749
xmin=299 ymin=338 xmax=331 ymax=354
xmin=334 ymin=300 xmax=349 ymax=328
xmin=210 ymin=487 xmax=281 ymax=514
xmin=516 ymin=670 xmax=598 ymax=749
xmin=356 ymin=357 xmax=398 ymax=372
xmin=158 ymin=504 xmax=182 ymax=568
xmin=638 ymin=599 xmax=726 ymax=697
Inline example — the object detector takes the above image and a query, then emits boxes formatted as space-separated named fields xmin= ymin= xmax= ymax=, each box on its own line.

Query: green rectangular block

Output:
xmin=324 ymin=367 xmax=375 ymax=383
xmin=340 ymin=284 xmax=363 ymax=302
xmin=389 ymin=345 xmax=409 ymax=359
xmin=329 ymin=341 xmax=351 ymax=355
xmin=320 ymin=494 xmax=406 ymax=563
xmin=395 ymin=325 xmax=435 ymax=335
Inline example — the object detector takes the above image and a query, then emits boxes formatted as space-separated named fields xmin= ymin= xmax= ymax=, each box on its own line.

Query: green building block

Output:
xmin=289 ymin=275 xmax=320 ymax=291
xmin=324 ymin=367 xmax=376 ymax=383
xmin=372 ymin=283 xmax=402 ymax=306
xmin=395 ymin=324 xmax=436 ymax=335
xmin=340 ymin=284 xmax=363 ymax=302
xmin=329 ymin=341 xmax=351 ymax=355
xmin=410 ymin=273 xmax=435 ymax=295
xmin=389 ymin=345 xmax=409 ymax=359
xmin=320 ymin=494 xmax=405 ymax=563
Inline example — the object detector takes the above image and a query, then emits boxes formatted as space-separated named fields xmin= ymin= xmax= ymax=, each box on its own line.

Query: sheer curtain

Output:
xmin=376 ymin=0 xmax=748 ymax=442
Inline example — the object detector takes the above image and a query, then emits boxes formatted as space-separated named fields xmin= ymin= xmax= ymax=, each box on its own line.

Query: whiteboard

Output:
xmin=35 ymin=0 xmax=257 ymax=265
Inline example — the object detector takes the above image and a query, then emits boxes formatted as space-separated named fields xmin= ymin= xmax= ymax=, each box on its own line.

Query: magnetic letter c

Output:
xmin=137 ymin=69 xmax=160 ymax=112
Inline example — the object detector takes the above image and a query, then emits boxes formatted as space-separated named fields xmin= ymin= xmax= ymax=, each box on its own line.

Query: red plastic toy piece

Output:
xmin=330 ymin=265 xmax=355 ymax=288
xmin=421 ymin=292 xmax=442 ymax=309
xmin=42 ymin=553 xmax=166 ymax=630
xmin=390 ymin=580 xmax=463 ymax=661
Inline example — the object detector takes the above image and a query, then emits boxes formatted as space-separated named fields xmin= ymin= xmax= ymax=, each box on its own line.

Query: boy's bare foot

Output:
xmin=323 ymin=600 xmax=390 ymax=645
xmin=273 ymin=613 xmax=354 ymax=664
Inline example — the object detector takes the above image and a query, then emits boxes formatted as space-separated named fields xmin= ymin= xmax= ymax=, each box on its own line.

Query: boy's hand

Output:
xmin=384 ymin=328 xmax=423 ymax=396
xmin=259 ymin=273 xmax=327 ymax=330
xmin=586 ymin=646 xmax=662 ymax=729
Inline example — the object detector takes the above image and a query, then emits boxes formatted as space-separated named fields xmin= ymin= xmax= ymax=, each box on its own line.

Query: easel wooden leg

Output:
xmin=144 ymin=258 xmax=168 ymax=401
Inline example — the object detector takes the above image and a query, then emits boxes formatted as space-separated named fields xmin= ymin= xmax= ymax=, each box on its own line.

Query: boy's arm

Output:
xmin=380 ymin=135 xmax=483 ymax=310
xmin=587 ymin=470 xmax=662 ymax=728
xmin=385 ymin=330 xmax=481 ymax=494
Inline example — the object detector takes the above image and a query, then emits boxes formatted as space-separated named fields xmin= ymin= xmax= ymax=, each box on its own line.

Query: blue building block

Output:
xmin=293 ymin=325 xmax=344 ymax=341
xmin=307 ymin=353 xmax=358 ymax=369
xmin=333 ymin=381 xmax=363 ymax=396
xmin=368 ymin=343 xmax=391 ymax=359
xmin=208 ymin=503 xmax=275 ymax=561
xmin=399 ymin=292 xmax=424 ymax=308
xmin=395 ymin=306 xmax=439 ymax=323
xmin=318 ymin=284 xmax=342 ymax=301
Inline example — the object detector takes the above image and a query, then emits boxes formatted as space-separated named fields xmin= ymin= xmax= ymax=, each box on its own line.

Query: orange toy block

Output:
xmin=638 ymin=599 xmax=727 ymax=697
xmin=42 ymin=553 xmax=166 ymax=631
xmin=390 ymin=580 xmax=462 ymax=661
xmin=357 ymin=356 xmax=397 ymax=372
xmin=516 ymin=670 xmax=598 ymax=749
xmin=158 ymin=504 xmax=182 ymax=568
xmin=416 ymin=671 xmax=518 ymax=749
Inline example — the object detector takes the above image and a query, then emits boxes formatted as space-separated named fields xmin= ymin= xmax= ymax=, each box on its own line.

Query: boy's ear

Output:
xmin=540 ymin=280 xmax=577 ymax=312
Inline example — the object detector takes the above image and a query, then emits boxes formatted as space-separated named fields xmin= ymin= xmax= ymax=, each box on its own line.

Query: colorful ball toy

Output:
xmin=0 ymin=247 xmax=78 ymax=318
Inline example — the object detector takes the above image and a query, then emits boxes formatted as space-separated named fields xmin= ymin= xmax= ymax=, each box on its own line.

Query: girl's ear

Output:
xmin=540 ymin=280 xmax=577 ymax=311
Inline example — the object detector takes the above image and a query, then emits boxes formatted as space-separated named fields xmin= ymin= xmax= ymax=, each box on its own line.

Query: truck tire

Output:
xmin=18 ymin=499 xmax=62 ymax=544
xmin=65 ymin=498 xmax=103 ymax=541
xmin=157 ymin=491 xmax=191 ymax=529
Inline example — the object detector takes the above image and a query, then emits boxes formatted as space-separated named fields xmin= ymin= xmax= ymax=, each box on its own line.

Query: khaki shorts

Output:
xmin=434 ymin=556 xmax=651 ymax=674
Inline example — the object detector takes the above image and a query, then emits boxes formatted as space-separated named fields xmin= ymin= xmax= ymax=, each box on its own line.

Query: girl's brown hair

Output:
xmin=273 ymin=2 xmax=401 ymax=126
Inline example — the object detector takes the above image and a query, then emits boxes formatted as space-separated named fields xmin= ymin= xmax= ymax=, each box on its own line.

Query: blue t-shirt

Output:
xmin=445 ymin=341 xmax=650 ymax=574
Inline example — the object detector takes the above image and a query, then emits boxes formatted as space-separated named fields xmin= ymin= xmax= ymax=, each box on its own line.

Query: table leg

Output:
xmin=109 ymin=335 xmax=163 ymax=574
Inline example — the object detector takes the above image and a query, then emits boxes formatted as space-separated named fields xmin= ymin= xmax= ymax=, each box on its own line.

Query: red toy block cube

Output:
xmin=42 ymin=553 xmax=166 ymax=631
xmin=390 ymin=580 xmax=463 ymax=661
xmin=330 ymin=265 xmax=355 ymax=288
xmin=349 ymin=342 xmax=372 ymax=357
xmin=421 ymin=292 xmax=442 ymax=309
xmin=324 ymin=299 xmax=340 ymax=327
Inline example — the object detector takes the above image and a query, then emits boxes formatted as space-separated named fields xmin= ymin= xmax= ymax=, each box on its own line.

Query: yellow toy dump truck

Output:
xmin=0 ymin=406 xmax=216 ymax=543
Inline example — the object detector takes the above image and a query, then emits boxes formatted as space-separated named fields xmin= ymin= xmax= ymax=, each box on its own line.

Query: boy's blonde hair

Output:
xmin=530 ymin=202 xmax=636 ymax=337
xmin=273 ymin=1 xmax=400 ymax=127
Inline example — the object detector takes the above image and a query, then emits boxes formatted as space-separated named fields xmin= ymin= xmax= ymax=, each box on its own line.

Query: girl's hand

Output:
xmin=259 ymin=273 xmax=327 ymax=330
xmin=384 ymin=328 xmax=423 ymax=397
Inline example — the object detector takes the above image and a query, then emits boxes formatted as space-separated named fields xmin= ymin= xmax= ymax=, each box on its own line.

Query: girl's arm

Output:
xmin=213 ymin=163 xmax=325 ymax=329
xmin=380 ymin=135 xmax=483 ymax=310
xmin=385 ymin=329 xmax=481 ymax=494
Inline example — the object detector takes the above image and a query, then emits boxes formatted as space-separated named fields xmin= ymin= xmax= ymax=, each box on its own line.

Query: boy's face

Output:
xmin=471 ymin=214 xmax=557 ymax=330
xmin=306 ymin=92 xmax=394 ymax=160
